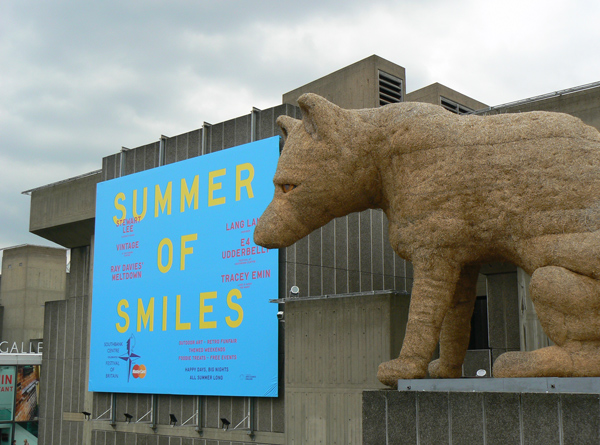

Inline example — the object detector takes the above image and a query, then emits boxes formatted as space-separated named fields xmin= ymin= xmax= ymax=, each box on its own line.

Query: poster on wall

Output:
xmin=0 ymin=367 xmax=15 ymax=421
xmin=15 ymin=366 xmax=40 ymax=422
xmin=89 ymin=137 xmax=280 ymax=397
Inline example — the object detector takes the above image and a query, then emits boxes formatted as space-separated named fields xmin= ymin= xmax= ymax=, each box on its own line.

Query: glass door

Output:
xmin=0 ymin=424 xmax=12 ymax=445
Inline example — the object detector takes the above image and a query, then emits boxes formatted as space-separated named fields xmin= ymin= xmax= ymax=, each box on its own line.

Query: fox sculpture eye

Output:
xmin=281 ymin=184 xmax=295 ymax=193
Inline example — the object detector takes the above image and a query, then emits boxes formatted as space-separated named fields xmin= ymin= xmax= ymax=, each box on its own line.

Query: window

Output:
xmin=440 ymin=96 xmax=474 ymax=115
xmin=468 ymin=296 xmax=489 ymax=350
xmin=378 ymin=71 xmax=403 ymax=106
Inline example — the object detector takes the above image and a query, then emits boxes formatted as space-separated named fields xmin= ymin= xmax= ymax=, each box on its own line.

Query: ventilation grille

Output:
xmin=378 ymin=71 xmax=403 ymax=106
xmin=440 ymin=96 xmax=474 ymax=115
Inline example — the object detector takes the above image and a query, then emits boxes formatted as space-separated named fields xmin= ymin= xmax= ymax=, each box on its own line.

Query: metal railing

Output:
xmin=471 ymin=80 xmax=600 ymax=115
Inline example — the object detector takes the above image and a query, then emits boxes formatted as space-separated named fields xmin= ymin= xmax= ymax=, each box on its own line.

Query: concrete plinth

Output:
xmin=363 ymin=378 xmax=600 ymax=445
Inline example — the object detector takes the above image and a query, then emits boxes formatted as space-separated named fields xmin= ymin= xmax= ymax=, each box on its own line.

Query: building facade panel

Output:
xmin=284 ymin=292 xmax=409 ymax=443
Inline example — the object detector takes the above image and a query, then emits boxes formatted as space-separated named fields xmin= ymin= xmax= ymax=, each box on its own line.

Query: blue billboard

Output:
xmin=89 ymin=137 xmax=280 ymax=397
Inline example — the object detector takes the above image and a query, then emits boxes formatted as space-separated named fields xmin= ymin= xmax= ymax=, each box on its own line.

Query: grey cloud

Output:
xmin=0 ymin=0 xmax=598 ymax=250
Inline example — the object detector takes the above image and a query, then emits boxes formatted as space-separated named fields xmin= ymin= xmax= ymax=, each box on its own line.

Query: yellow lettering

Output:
xmin=133 ymin=187 xmax=147 ymax=221
xmin=157 ymin=238 xmax=173 ymax=273
xmin=113 ymin=192 xmax=126 ymax=225
xmin=200 ymin=292 xmax=218 ymax=329
xmin=176 ymin=295 xmax=191 ymax=330
xmin=181 ymin=176 xmax=199 ymax=212
xmin=180 ymin=233 xmax=197 ymax=271
xmin=208 ymin=169 xmax=226 ymax=206
xmin=155 ymin=182 xmax=172 ymax=217
xmin=137 ymin=298 xmax=155 ymax=332
xmin=116 ymin=299 xmax=130 ymax=333
xmin=226 ymin=289 xmax=244 ymax=328
xmin=236 ymin=163 xmax=254 ymax=201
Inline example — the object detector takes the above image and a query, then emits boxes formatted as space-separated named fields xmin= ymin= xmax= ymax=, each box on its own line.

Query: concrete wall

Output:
xmin=284 ymin=291 xmax=410 ymax=444
xmin=282 ymin=55 xmax=406 ymax=110
xmin=40 ymin=294 xmax=89 ymax=444
xmin=0 ymin=245 xmax=67 ymax=345
xmin=38 ymin=245 xmax=89 ymax=444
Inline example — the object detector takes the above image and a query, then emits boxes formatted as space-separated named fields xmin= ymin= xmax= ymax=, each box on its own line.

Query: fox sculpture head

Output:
xmin=253 ymin=93 xmax=382 ymax=248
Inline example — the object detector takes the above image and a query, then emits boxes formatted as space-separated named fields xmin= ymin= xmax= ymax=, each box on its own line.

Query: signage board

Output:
xmin=16 ymin=365 xmax=40 ymax=421
xmin=0 ymin=366 xmax=15 ymax=421
xmin=89 ymin=137 xmax=280 ymax=397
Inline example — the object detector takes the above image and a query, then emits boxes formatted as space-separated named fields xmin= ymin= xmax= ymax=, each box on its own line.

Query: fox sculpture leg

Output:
xmin=377 ymin=259 xmax=463 ymax=387
xmin=494 ymin=265 xmax=600 ymax=377
xmin=428 ymin=265 xmax=480 ymax=379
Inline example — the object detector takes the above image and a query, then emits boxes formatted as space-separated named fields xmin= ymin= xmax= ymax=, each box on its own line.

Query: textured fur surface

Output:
xmin=254 ymin=93 xmax=600 ymax=386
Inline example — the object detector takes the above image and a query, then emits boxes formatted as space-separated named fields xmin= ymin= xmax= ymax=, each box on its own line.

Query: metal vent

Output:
xmin=440 ymin=96 xmax=474 ymax=115
xmin=378 ymin=70 xmax=403 ymax=106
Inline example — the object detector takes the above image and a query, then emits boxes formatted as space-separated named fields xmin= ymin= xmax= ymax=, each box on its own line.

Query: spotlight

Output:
xmin=81 ymin=411 xmax=91 ymax=420
xmin=124 ymin=413 xmax=133 ymax=423
xmin=221 ymin=417 xmax=231 ymax=431
xmin=289 ymin=286 xmax=299 ymax=298
xmin=169 ymin=413 xmax=178 ymax=427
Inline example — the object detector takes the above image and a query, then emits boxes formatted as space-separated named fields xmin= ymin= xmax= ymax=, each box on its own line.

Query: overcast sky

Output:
xmin=1 ymin=0 xmax=599 ymax=250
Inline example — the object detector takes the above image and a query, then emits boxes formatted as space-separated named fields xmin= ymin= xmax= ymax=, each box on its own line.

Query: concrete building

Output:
xmin=22 ymin=55 xmax=600 ymax=444
xmin=0 ymin=244 xmax=66 ymax=444
xmin=283 ymin=55 xmax=406 ymax=109
xmin=0 ymin=244 xmax=66 ymax=348
xmin=405 ymin=82 xmax=488 ymax=114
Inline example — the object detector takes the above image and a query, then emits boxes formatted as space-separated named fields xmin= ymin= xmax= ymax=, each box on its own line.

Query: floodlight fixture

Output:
xmin=289 ymin=286 xmax=299 ymax=298
xmin=221 ymin=417 xmax=231 ymax=431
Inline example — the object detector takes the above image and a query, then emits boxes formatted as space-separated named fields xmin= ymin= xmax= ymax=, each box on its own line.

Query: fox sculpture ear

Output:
xmin=297 ymin=93 xmax=342 ymax=141
xmin=276 ymin=116 xmax=299 ymax=140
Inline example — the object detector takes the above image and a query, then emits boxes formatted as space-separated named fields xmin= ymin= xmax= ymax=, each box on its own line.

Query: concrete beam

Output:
xmin=28 ymin=172 xmax=100 ymax=247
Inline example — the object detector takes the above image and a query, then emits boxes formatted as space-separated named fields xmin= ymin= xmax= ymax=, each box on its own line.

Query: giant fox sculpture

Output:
xmin=253 ymin=93 xmax=600 ymax=386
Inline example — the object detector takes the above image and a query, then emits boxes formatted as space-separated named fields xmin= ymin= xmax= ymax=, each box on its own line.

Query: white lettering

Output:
xmin=0 ymin=341 xmax=44 ymax=354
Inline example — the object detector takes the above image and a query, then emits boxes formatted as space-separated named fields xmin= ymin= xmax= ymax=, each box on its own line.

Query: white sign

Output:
xmin=0 ymin=342 xmax=43 ymax=354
